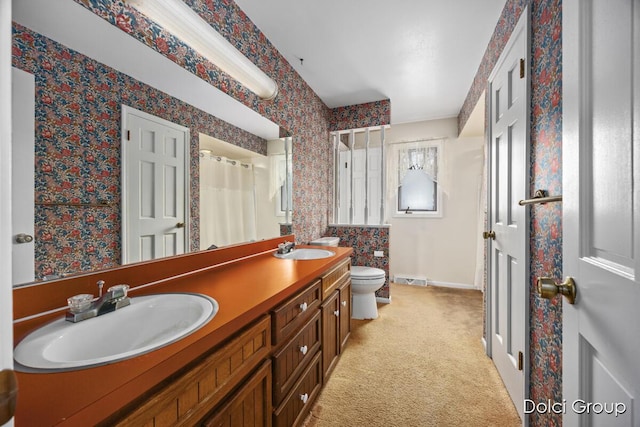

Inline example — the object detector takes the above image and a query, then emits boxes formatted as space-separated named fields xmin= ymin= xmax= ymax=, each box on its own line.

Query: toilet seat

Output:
xmin=351 ymin=266 xmax=385 ymax=281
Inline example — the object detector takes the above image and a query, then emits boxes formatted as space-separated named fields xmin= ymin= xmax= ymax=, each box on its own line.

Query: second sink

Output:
xmin=274 ymin=248 xmax=336 ymax=260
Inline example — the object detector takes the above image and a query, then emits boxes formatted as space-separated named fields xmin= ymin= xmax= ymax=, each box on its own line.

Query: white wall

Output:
xmin=387 ymin=118 xmax=484 ymax=287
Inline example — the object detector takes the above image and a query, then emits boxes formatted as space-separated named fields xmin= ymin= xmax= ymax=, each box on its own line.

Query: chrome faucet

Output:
xmin=66 ymin=283 xmax=131 ymax=323
xmin=277 ymin=241 xmax=295 ymax=254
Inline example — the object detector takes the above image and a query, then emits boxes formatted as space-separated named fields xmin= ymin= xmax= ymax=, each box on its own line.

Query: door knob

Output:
xmin=483 ymin=231 xmax=496 ymax=240
xmin=175 ymin=222 xmax=185 ymax=228
xmin=537 ymin=277 xmax=576 ymax=304
xmin=15 ymin=233 xmax=34 ymax=244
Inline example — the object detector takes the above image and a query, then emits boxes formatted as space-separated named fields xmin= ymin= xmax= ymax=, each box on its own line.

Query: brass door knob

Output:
xmin=15 ymin=233 xmax=34 ymax=243
xmin=483 ymin=231 xmax=496 ymax=240
xmin=176 ymin=222 xmax=185 ymax=228
xmin=537 ymin=277 xmax=576 ymax=304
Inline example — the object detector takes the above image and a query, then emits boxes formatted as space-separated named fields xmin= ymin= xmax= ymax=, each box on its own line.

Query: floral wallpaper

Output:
xmin=325 ymin=226 xmax=390 ymax=299
xmin=329 ymin=100 xmax=391 ymax=132
xmin=461 ymin=0 xmax=563 ymax=425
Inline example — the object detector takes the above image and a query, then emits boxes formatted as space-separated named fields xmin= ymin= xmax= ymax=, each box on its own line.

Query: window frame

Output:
xmin=392 ymin=139 xmax=443 ymax=219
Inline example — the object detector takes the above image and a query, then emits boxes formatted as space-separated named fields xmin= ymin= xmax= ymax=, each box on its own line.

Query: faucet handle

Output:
xmin=67 ymin=294 xmax=93 ymax=314
xmin=107 ymin=284 xmax=130 ymax=299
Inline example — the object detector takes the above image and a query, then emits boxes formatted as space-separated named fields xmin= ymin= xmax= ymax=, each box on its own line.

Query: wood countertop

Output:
xmin=12 ymin=239 xmax=352 ymax=426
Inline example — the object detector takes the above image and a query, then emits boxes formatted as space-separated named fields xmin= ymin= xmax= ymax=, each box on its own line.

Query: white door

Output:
xmin=1 ymin=1 xmax=16 ymax=425
xmin=122 ymin=106 xmax=189 ymax=264
xmin=11 ymin=67 xmax=35 ymax=285
xmin=487 ymin=7 xmax=529 ymax=421
xmin=563 ymin=0 xmax=639 ymax=425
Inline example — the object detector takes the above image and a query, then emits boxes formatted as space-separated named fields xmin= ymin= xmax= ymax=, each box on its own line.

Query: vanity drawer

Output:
xmin=110 ymin=316 xmax=271 ymax=427
xmin=321 ymin=258 xmax=350 ymax=300
xmin=273 ymin=351 xmax=322 ymax=427
xmin=272 ymin=310 xmax=321 ymax=405
xmin=201 ymin=360 xmax=272 ymax=427
xmin=272 ymin=279 xmax=321 ymax=345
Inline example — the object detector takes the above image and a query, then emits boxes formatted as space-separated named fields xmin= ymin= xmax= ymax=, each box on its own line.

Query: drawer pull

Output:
xmin=299 ymin=302 xmax=308 ymax=312
xmin=334 ymin=310 xmax=340 ymax=317
xmin=341 ymin=300 xmax=347 ymax=307
xmin=300 ymin=345 xmax=308 ymax=355
xmin=300 ymin=393 xmax=309 ymax=404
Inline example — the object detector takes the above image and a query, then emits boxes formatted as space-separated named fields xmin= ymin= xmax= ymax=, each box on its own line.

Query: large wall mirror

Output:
xmin=11 ymin=0 xmax=293 ymax=287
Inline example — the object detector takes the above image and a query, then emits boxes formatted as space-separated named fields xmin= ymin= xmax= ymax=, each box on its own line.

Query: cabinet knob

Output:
xmin=299 ymin=302 xmax=308 ymax=312
xmin=334 ymin=310 xmax=340 ymax=317
xmin=341 ymin=300 xmax=347 ymax=307
xmin=300 ymin=393 xmax=309 ymax=404
xmin=299 ymin=345 xmax=308 ymax=355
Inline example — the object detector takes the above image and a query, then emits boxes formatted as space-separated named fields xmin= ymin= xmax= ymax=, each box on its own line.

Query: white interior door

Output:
xmin=1 ymin=1 xmax=17 ymax=425
xmin=563 ymin=0 xmax=639 ymax=425
xmin=122 ymin=106 xmax=188 ymax=264
xmin=487 ymin=7 xmax=529 ymax=421
xmin=11 ymin=67 xmax=35 ymax=286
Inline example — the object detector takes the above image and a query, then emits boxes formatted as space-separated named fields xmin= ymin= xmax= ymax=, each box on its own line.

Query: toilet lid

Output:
xmin=351 ymin=266 xmax=385 ymax=279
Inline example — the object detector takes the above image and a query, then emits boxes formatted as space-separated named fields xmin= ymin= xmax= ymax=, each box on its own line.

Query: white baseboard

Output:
xmin=376 ymin=296 xmax=391 ymax=304
xmin=428 ymin=280 xmax=478 ymax=290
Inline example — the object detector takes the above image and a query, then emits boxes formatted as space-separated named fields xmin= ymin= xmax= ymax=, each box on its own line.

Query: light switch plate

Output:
xmin=374 ymin=250 xmax=384 ymax=257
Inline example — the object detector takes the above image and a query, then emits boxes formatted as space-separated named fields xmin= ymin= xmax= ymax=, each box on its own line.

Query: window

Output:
xmin=332 ymin=126 xmax=387 ymax=225
xmin=393 ymin=140 xmax=442 ymax=218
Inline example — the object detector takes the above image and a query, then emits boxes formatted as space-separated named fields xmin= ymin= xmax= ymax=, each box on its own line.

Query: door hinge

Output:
xmin=519 ymin=58 xmax=525 ymax=79
xmin=518 ymin=351 xmax=524 ymax=371
xmin=126 ymin=130 xmax=130 ymax=141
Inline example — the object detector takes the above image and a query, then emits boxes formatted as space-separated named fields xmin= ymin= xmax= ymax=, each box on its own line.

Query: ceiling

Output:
xmin=235 ymin=0 xmax=506 ymax=126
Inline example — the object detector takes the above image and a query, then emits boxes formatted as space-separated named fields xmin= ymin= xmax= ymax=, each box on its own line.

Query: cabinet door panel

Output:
xmin=338 ymin=280 xmax=351 ymax=352
xmin=321 ymin=291 xmax=340 ymax=379
xmin=202 ymin=360 xmax=272 ymax=427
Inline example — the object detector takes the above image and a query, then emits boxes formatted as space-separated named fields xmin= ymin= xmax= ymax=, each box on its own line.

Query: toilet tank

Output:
xmin=309 ymin=237 xmax=339 ymax=247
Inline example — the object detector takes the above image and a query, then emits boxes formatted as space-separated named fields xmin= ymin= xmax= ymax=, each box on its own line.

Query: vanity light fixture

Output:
xmin=125 ymin=0 xmax=278 ymax=100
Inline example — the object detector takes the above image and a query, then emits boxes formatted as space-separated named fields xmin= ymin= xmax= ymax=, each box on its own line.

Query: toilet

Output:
xmin=310 ymin=237 xmax=386 ymax=319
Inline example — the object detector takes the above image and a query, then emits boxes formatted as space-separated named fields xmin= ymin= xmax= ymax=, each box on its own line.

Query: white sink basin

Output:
xmin=14 ymin=293 xmax=218 ymax=371
xmin=274 ymin=248 xmax=335 ymax=260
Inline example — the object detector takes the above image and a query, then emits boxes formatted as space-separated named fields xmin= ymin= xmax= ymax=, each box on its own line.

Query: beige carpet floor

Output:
xmin=303 ymin=283 xmax=521 ymax=427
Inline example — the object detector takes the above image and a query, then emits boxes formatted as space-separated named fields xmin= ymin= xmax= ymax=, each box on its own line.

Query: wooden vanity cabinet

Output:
xmin=270 ymin=280 xmax=323 ymax=427
xmin=103 ymin=258 xmax=351 ymax=427
xmin=201 ymin=360 xmax=272 ymax=427
xmin=108 ymin=316 xmax=271 ymax=427
xmin=320 ymin=259 xmax=351 ymax=380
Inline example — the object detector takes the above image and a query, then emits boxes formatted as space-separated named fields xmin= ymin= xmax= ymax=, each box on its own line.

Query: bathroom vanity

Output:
xmin=12 ymin=236 xmax=352 ymax=426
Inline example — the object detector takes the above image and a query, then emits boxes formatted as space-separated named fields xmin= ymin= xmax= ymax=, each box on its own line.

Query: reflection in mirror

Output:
xmin=11 ymin=0 xmax=292 ymax=287
xmin=199 ymin=134 xmax=292 ymax=249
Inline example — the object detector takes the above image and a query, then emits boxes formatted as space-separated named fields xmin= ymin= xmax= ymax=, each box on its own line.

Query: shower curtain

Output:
xmin=199 ymin=154 xmax=257 ymax=249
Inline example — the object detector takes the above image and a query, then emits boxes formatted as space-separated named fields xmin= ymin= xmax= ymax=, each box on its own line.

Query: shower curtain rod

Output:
xmin=201 ymin=153 xmax=251 ymax=168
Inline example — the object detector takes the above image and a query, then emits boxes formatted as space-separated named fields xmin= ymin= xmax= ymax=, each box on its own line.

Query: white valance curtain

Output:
xmin=199 ymin=154 xmax=257 ymax=249
xmin=397 ymin=145 xmax=439 ymax=182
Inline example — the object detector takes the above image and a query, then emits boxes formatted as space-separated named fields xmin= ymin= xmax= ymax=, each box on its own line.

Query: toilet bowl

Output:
xmin=309 ymin=237 xmax=386 ymax=320
xmin=350 ymin=266 xmax=386 ymax=319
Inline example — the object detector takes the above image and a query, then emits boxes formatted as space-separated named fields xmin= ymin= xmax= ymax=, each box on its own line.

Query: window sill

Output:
xmin=392 ymin=212 xmax=443 ymax=219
